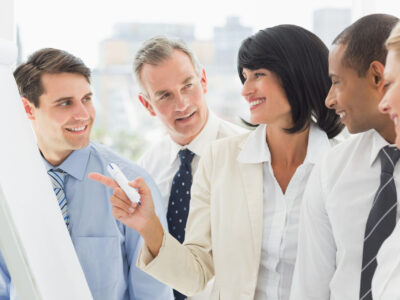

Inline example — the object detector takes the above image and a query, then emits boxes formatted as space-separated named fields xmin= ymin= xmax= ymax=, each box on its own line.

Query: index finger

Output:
xmin=88 ymin=172 xmax=119 ymax=189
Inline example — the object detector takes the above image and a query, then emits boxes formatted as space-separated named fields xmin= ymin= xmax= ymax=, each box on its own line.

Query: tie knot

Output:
xmin=379 ymin=146 xmax=400 ymax=174
xmin=48 ymin=169 xmax=66 ymax=188
xmin=178 ymin=149 xmax=195 ymax=165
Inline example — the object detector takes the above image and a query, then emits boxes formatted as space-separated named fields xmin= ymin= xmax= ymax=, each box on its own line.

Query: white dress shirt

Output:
xmin=138 ymin=111 xmax=246 ymax=211
xmin=237 ymin=123 xmax=331 ymax=300
xmin=372 ymin=212 xmax=400 ymax=300
xmin=138 ymin=111 xmax=246 ymax=300
xmin=291 ymin=129 xmax=400 ymax=300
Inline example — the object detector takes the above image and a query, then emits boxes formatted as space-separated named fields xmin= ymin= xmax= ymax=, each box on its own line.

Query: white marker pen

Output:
xmin=107 ymin=163 xmax=141 ymax=205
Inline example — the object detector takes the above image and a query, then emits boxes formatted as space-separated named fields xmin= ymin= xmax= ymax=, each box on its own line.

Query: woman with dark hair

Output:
xmin=90 ymin=25 xmax=343 ymax=300
xmin=238 ymin=25 xmax=342 ymax=138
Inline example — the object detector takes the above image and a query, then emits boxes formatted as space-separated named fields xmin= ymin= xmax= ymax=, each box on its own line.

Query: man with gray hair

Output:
xmin=134 ymin=36 xmax=246 ymax=300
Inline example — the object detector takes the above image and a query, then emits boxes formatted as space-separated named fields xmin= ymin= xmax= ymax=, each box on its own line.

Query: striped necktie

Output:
xmin=48 ymin=169 xmax=70 ymax=230
xmin=359 ymin=145 xmax=400 ymax=300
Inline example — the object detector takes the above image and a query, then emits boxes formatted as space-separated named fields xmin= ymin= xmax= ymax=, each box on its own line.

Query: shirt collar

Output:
xmin=168 ymin=110 xmax=219 ymax=164
xmin=237 ymin=122 xmax=330 ymax=165
xmin=369 ymin=129 xmax=395 ymax=167
xmin=303 ymin=123 xmax=331 ymax=164
xmin=42 ymin=145 xmax=91 ymax=180
xmin=237 ymin=124 xmax=270 ymax=164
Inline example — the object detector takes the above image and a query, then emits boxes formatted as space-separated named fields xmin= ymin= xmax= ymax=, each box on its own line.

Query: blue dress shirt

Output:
xmin=0 ymin=142 xmax=173 ymax=300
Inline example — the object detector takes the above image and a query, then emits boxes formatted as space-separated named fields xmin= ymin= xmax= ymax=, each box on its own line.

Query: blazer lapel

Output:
xmin=238 ymin=161 xmax=264 ymax=262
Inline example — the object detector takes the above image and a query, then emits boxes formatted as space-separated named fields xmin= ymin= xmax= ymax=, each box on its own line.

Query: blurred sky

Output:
xmin=15 ymin=0 xmax=400 ymax=68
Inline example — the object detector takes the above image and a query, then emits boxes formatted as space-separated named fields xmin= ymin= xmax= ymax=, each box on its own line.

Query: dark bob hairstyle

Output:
xmin=238 ymin=24 xmax=343 ymax=138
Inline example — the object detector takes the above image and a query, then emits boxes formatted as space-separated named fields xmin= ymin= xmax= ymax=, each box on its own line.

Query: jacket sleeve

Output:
xmin=126 ymin=171 xmax=174 ymax=300
xmin=137 ymin=145 xmax=215 ymax=296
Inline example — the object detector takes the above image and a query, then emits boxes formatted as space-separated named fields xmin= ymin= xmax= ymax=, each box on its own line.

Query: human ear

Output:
xmin=22 ymin=97 xmax=36 ymax=120
xmin=369 ymin=61 xmax=385 ymax=91
xmin=138 ymin=93 xmax=156 ymax=116
xmin=200 ymin=68 xmax=208 ymax=94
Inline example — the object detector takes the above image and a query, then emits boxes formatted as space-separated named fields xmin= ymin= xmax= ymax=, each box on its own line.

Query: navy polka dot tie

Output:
xmin=167 ymin=148 xmax=195 ymax=300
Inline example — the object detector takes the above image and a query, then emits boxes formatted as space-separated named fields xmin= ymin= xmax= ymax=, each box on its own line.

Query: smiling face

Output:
xmin=325 ymin=43 xmax=391 ymax=136
xmin=379 ymin=50 xmax=400 ymax=147
xmin=138 ymin=50 xmax=209 ymax=146
xmin=23 ymin=72 xmax=95 ymax=165
xmin=241 ymin=68 xmax=292 ymax=128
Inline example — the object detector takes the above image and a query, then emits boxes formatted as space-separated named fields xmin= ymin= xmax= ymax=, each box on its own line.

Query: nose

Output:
xmin=325 ymin=86 xmax=337 ymax=109
xmin=379 ymin=95 xmax=391 ymax=115
xmin=241 ymin=79 xmax=254 ymax=98
xmin=73 ymin=101 xmax=90 ymax=120
xmin=175 ymin=93 xmax=189 ymax=111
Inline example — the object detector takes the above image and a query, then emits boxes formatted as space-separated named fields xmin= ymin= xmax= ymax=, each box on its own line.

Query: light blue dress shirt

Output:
xmin=0 ymin=142 xmax=173 ymax=300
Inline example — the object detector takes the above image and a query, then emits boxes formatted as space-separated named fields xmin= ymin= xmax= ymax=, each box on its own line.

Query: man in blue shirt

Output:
xmin=0 ymin=48 xmax=173 ymax=300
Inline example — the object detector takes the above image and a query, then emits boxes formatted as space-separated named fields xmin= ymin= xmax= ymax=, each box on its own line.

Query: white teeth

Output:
xmin=250 ymin=99 xmax=265 ymax=107
xmin=338 ymin=112 xmax=346 ymax=119
xmin=395 ymin=117 xmax=398 ymax=126
xmin=68 ymin=126 xmax=86 ymax=132
xmin=178 ymin=112 xmax=194 ymax=120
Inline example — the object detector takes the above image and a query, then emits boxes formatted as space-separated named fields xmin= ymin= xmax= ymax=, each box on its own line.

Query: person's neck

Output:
xmin=266 ymin=125 xmax=310 ymax=168
xmin=172 ymin=135 xmax=196 ymax=147
xmin=39 ymin=146 xmax=72 ymax=167
xmin=376 ymin=118 xmax=396 ymax=145
xmin=172 ymin=113 xmax=209 ymax=146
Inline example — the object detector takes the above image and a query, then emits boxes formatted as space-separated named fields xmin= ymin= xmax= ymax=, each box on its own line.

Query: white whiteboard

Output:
xmin=0 ymin=39 xmax=93 ymax=300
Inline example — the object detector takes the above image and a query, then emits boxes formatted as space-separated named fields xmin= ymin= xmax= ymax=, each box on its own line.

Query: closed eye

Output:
xmin=384 ymin=81 xmax=391 ymax=88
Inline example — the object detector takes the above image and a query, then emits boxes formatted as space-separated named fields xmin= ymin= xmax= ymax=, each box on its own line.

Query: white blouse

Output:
xmin=237 ymin=123 xmax=331 ymax=300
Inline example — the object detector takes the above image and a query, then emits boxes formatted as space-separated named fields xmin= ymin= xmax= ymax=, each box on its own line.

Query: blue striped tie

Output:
xmin=48 ymin=169 xmax=70 ymax=230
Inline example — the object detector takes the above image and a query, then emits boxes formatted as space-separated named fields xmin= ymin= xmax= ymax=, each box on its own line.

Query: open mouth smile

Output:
xmin=249 ymin=98 xmax=266 ymax=109
xmin=65 ymin=125 xmax=88 ymax=133
xmin=176 ymin=112 xmax=195 ymax=121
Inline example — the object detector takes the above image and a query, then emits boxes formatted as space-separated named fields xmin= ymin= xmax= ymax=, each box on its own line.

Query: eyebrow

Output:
xmin=154 ymin=76 xmax=194 ymax=97
xmin=182 ymin=76 xmax=194 ymax=84
xmin=53 ymin=92 xmax=92 ymax=104
xmin=154 ymin=89 xmax=169 ymax=98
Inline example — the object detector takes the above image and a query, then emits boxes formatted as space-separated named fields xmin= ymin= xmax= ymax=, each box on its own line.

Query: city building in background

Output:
xmin=313 ymin=8 xmax=352 ymax=46
xmin=213 ymin=16 xmax=252 ymax=72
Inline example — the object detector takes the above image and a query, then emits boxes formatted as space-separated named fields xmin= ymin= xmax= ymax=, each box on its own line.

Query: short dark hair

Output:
xmin=14 ymin=48 xmax=91 ymax=108
xmin=333 ymin=13 xmax=399 ymax=76
xmin=238 ymin=24 xmax=343 ymax=138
